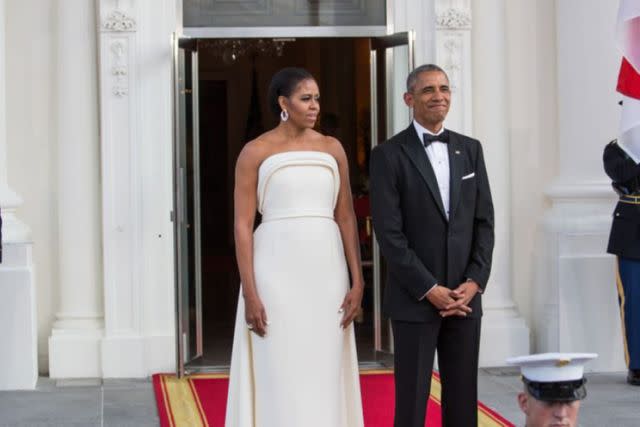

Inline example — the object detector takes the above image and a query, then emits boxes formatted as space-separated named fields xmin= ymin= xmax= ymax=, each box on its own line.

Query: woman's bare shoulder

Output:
xmin=323 ymin=134 xmax=347 ymax=163
xmin=238 ymin=133 xmax=277 ymax=166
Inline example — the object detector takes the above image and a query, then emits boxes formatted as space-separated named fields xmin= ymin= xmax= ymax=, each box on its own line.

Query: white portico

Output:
xmin=1 ymin=0 xmax=625 ymax=381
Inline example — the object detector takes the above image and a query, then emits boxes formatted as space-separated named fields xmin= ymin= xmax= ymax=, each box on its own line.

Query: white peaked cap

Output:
xmin=506 ymin=353 xmax=598 ymax=383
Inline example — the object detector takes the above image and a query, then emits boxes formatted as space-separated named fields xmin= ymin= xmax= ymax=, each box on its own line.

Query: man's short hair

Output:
xmin=406 ymin=64 xmax=449 ymax=92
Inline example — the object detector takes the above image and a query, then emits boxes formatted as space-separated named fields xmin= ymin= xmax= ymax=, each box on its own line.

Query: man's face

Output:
xmin=518 ymin=392 xmax=581 ymax=427
xmin=403 ymin=71 xmax=451 ymax=129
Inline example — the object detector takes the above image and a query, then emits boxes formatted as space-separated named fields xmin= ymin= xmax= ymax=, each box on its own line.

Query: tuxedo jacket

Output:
xmin=603 ymin=140 xmax=640 ymax=260
xmin=370 ymin=124 xmax=494 ymax=322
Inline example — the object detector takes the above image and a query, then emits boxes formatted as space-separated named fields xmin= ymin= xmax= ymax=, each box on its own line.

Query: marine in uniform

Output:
xmin=507 ymin=353 xmax=597 ymax=427
xmin=603 ymin=139 xmax=640 ymax=385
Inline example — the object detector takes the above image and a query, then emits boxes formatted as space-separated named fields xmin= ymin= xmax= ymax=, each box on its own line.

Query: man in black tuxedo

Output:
xmin=370 ymin=64 xmax=494 ymax=426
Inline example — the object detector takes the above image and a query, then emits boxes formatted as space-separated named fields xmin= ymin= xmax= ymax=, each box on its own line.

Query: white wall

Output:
xmin=504 ymin=0 xmax=559 ymax=338
xmin=505 ymin=1 xmax=621 ymax=369
xmin=6 ymin=0 xmax=56 ymax=374
xmin=535 ymin=0 xmax=622 ymax=372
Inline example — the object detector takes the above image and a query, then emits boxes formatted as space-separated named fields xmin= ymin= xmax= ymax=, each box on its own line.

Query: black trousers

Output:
xmin=392 ymin=317 xmax=481 ymax=427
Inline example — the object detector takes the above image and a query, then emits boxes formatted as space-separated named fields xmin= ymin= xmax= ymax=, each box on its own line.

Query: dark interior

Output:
xmin=188 ymin=37 xmax=390 ymax=367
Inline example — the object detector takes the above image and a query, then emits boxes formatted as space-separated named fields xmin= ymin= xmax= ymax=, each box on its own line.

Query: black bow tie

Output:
xmin=423 ymin=130 xmax=449 ymax=146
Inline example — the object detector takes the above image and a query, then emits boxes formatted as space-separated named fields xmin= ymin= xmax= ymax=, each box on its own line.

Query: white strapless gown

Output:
xmin=225 ymin=151 xmax=364 ymax=427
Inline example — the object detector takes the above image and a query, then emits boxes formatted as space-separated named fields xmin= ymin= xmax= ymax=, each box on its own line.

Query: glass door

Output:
xmin=369 ymin=31 xmax=415 ymax=359
xmin=172 ymin=34 xmax=203 ymax=377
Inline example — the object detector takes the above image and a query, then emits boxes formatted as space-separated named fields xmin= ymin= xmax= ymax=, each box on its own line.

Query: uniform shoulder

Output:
xmin=603 ymin=139 xmax=621 ymax=155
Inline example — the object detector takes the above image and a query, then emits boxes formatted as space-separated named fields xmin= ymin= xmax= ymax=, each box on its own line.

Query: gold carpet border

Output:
xmin=159 ymin=375 xmax=175 ymax=427
xmin=161 ymin=375 xmax=205 ymax=427
xmin=160 ymin=370 xmax=509 ymax=427
xmin=188 ymin=378 xmax=210 ymax=427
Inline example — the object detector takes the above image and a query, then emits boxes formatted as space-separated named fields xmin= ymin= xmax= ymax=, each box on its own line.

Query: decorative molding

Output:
xmin=436 ymin=7 xmax=471 ymax=29
xmin=95 ymin=0 xmax=177 ymax=378
xmin=110 ymin=40 xmax=129 ymax=97
xmin=441 ymin=36 xmax=463 ymax=91
xmin=103 ymin=10 xmax=137 ymax=32
xmin=435 ymin=1 xmax=473 ymax=135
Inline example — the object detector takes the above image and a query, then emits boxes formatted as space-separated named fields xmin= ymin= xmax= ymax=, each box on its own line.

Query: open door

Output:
xmin=172 ymin=34 xmax=203 ymax=377
xmin=369 ymin=31 xmax=415 ymax=357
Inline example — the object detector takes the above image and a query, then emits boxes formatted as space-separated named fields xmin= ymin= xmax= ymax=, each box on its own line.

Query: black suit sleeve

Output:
xmin=603 ymin=142 xmax=640 ymax=183
xmin=463 ymin=142 xmax=494 ymax=289
xmin=370 ymin=145 xmax=436 ymax=299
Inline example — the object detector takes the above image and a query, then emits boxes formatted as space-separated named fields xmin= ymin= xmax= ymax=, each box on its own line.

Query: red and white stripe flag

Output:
xmin=616 ymin=0 xmax=640 ymax=73
xmin=616 ymin=0 xmax=640 ymax=162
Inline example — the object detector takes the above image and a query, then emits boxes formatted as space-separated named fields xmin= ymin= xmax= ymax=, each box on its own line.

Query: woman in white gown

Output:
xmin=225 ymin=68 xmax=365 ymax=427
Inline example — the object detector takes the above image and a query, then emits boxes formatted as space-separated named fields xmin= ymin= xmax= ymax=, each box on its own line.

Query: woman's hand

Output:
xmin=340 ymin=285 xmax=363 ymax=329
xmin=244 ymin=294 xmax=268 ymax=337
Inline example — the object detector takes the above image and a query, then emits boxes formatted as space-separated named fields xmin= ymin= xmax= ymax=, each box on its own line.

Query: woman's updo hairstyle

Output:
xmin=267 ymin=67 xmax=314 ymax=117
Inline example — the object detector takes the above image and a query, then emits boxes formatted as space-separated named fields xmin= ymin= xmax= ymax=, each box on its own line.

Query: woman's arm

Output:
xmin=328 ymin=138 xmax=364 ymax=329
xmin=233 ymin=144 xmax=268 ymax=337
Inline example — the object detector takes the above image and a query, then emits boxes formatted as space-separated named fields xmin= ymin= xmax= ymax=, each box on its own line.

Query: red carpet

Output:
xmin=153 ymin=371 xmax=514 ymax=427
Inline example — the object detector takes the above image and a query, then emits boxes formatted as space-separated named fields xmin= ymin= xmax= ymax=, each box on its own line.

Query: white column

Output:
xmin=0 ymin=0 xmax=37 ymax=390
xmin=0 ymin=0 xmax=30 ymax=242
xmin=98 ymin=0 xmax=176 ymax=377
xmin=48 ymin=0 xmax=104 ymax=378
xmin=534 ymin=0 xmax=624 ymax=372
xmin=98 ymin=0 xmax=151 ymax=378
xmin=471 ymin=0 xmax=529 ymax=366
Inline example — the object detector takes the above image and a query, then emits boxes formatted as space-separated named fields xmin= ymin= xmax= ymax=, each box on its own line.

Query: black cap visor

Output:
xmin=523 ymin=378 xmax=587 ymax=402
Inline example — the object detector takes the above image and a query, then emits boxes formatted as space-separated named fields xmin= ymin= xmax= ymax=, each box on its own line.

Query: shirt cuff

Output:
xmin=467 ymin=277 xmax=482 ymax=294
xmin=419 ymin=283 xmax=438 ymax=300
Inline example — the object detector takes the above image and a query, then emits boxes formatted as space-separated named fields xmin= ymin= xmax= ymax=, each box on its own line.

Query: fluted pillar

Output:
xmin=471 ymin=0 xmax=529 ymax=366
xmin=0 ymin=0 xmax=37 ymax=390
xmin=534 ymin=0 xmax=623 ymax=372
xmin=48 ymin=0 xmax=104 ymax=378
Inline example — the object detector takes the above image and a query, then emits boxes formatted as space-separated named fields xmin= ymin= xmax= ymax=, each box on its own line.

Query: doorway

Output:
xmin=173 ymin=34 xmax=413 ymax=374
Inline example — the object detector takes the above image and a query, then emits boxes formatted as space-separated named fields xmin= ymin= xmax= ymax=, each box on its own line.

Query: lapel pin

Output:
xmin=455 ymin=150 xmax=461 ymax=155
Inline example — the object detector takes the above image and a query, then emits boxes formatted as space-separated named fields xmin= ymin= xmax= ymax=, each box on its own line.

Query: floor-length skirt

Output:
xmin=225 ymin=217 xmax=364 ymax=427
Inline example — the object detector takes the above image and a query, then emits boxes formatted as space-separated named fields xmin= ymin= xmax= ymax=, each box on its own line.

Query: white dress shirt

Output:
xmin=412 ymin=120 xmax=451 ymax=298
xmin=413 ymin=120 xmax=450 ymax=220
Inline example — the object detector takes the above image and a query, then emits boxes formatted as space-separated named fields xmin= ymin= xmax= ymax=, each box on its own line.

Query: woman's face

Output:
xmin=280 ymin=78 xmax=320 ymax=129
